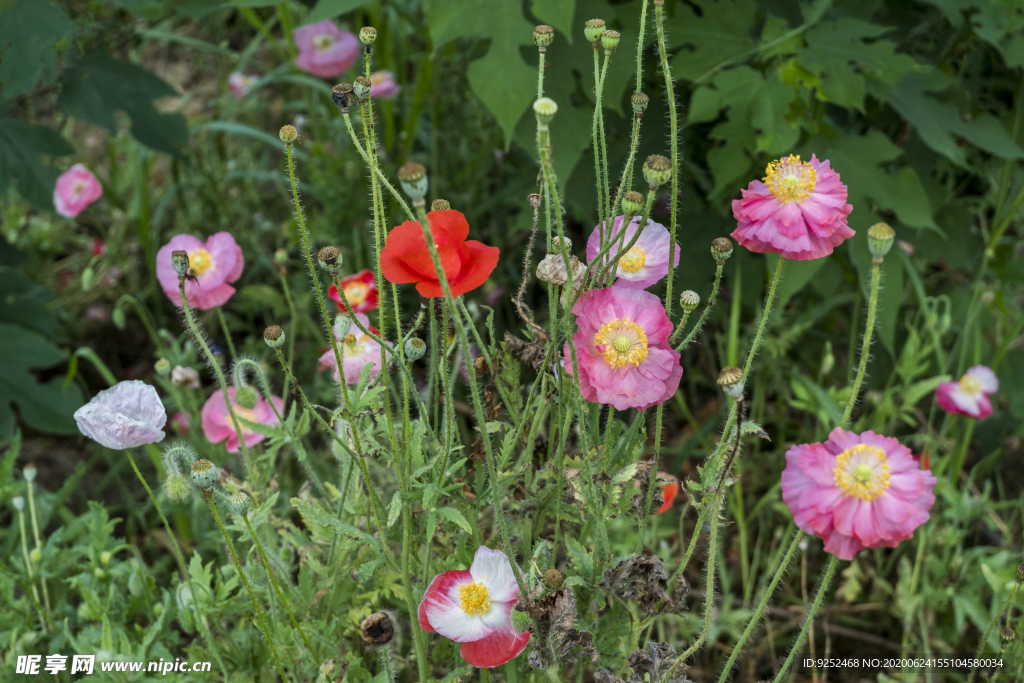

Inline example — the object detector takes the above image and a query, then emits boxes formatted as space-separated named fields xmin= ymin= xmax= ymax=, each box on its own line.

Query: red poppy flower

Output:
xmin=328 ymin=269 xmax=378 ymax=313
xmin=635 ymin=471 xmax=679 ymax=514
xmin=380 ymin=209 xmax=499 ymax=298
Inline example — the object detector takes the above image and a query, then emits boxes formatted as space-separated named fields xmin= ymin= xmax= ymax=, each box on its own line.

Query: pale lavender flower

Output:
xmin=74 ymin=380 xmax=167 ymax=449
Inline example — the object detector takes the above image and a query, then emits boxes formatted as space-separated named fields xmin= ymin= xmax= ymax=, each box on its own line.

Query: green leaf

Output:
xmin=0 ymin=323 xmax=83 ymax=437
xmin=306 ymin=0 xmax=368 ymax=24
xmin=386 ymin=490 xmax=402 ymax=528
xmin=436 ymin=506 xmax=472 ymax=534
xmin=0 ymin=0 xmax=73 ymax=98
xmin=770 ymin=253 xmax=827 ymax=312
xmin=530 ymin=0 xmax=575 ymax=43
xmin=290 ymin=497 xmax=382 ymax=551
xmin=666 ymin=0 xmax=757 ymax=82
xmin=0 ymin=118 xmax=74 ymax=210
xmin=565 ymin=536 xmax=592 ymax=578
xmin=58 ymin=51 xmax=188 ymax=156
xmin=790 ymin=373 xmax=843 ymax=428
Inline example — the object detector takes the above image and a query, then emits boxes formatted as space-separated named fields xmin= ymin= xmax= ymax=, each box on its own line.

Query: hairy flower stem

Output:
xmin=771 ymin=553 xmax=840 ymax=683
xmin=592 ymin=47 xmax=608 ymax=250
xmin=177 ymin=279 xmax=256 ymax=477
xmin=948 ymin=418 xmax=976 ymax=482
xmin=16 ymin=506 xmax=47 ymax=631
xmin=591 ymin=190 xmax=656 ymax=293
xmin=205 ymin=493 xmax=289 ymax=683
xmin=598 ymin=52 xmax=613 ymax=226
xmin=215 ymin=306 xmax=237 ymax=361
xmin=275 ymin=265 xmax=299 ymax=403
xmin=841 ymin=261 xmax=881 ymax=428
xmin=673 ymin=263 xmax=725 ymax=349
xmin=25 ymin=478 xmax=51 ymax=612
xmin=242 ymin=515 xmax=319 ymax=666
xmin=715 ymin=530 xmax=805 ymax=683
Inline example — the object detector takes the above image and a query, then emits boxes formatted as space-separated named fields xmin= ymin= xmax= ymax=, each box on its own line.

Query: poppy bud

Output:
xmin=171 ymin=250 xmax=190 ymax=277
xmin=100 ymin=550 xmax=112 ymax=566
xmin=679 ymin=290 xmax=700 ymax=312
xmin=534 ymin=24 xmax=554 ymax=49
xmin=23 ymin=464 xmax=37 ymax=482
xmin=717 ymin=366 xmax=744 ymax=400
xmin=601 ymin=29 xmax=620 ymax=53
xmin=244 ymin=561 xmax=269 ymax=588
xmin=711 ymin=237 xmax=734 ymax=263
xmin=274 ymin=248 xmax=289 ymax=265
xmin=163 ymin=473 xmax=192 ymax=502
xmin=431 ymin=198 xmax=451 ymax=211
xmin=229 ymin=491 xmax=250 ymax=515
xmin=279 ymin=125 xmax=298 ymax=144
xmin=235 ymin=386 xmax=258 ymax=410
xmin=359 ymin=26 xmax=377 ymax=45
xmin=333 ymin=315 xmax=353 ymax=338
xmin=867 ymin=222 xmax=895 ymax=262
xmin=263 ymin=325 xmax=285 ymax=349
xmin=398 ymin=162 xmax=429 ymax=203
xmin=533 ymin=97 xmax=558 ymax=126
xmin=630 ymin=91 xmax=649 ymax=117
xmin=510 ymin=607 xmax=531 ymax=633
xmin=584 ymin=18 xmax=606 ymax=44
xmin=360 ymin=611 xmax=395 ymax=645
xmin=622 ymin=190 xmax=644 ymax=217
xmin=542 ymin=568 xmax=564 ymax=590
xmin=317 ymin=245 xmax=342 ymax=274
xmin=190 ymin=459 xmax=218 ymax=490
xmin=332 ymin=83 xmax=354 ymax=110
xmin=155 ymin=358 xmax=171 ymax=376
xmin=31 ymin=548 xmax=42 ymax=565
xmin=643 ymin=155 xmax=672 ymax=188
xmin=354 ymin=75 xmax=371 ymax=100
xmin=12 ymin=495 xmax=25 ymax=511
xmin=405 ymin=337 xmax=426 ymax=361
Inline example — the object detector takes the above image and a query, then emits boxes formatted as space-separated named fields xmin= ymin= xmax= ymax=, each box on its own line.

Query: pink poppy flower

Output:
xmin=318 ymin=313 xmax=389 ymax=384
xmin=781 ymin=428 xmax=936 ymax=561
xmin=229 ymin=72 xmax=259 ymax=98
xmin=294 ymin=20 xmax=360 ymax=78
xmin=563 ymin=286 xmax=682 ymax=411
xmin=586 ymin=215 xmax=680 ymax=289
xmin=935 ymin=365 xmax=999 ymax=419
xmin=418 ymin=546 xmax=530 ymax=668
xmin=732 ymin=154 xmax=854 ymax=261
xmin=156 ymin=233 xmax=244 ymax=310
xmin=171 ymin=410 xmax=190 ymax=434
xmin=54 ymin=164 xmax=103 ymax=218
xmin=74 ymin=380 xmax=167 ymax=449
xmin=369 ymin=70 xmax=400 ymax=99
xmin=201 ymin=387 xmax=283 ymax=453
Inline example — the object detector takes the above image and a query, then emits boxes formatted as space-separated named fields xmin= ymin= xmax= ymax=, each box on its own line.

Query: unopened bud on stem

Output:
xmin=405 ymin=337 xmax=426 ymax=361
xmin=235 ymin=386 xmax=258 ymax=410
xmin=190 ymin=459 xmax=218 ymax=491
xmin=867 ymin=222 xmax=895 ymax=262
xmin=533 ymin=97 xmax=557 ymax=126
xmin=398 ymin=162 xmax=428 ymax=204
xmin=601 ymin=30 xmax=620 ymax=53
xmin=679 ymin=290 xmax=700 ymax=313
xmin=171 ymin=250 xmax=190 ymax=277
xmin=229 ymin=491 xmax=250 ymax=515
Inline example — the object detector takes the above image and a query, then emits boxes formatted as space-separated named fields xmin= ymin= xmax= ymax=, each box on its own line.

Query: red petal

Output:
xmin=418 ymin=569 xmax=472 ymax=633
xmin=460 ymin=629 xmax=530 ymax=668
xmin=428 ymin=208 xmax=470 ymax=244
xmin=448 ymin=241 xmax=500 ymax=298
xmin=657 ymin=475 xmax=679 ymax=515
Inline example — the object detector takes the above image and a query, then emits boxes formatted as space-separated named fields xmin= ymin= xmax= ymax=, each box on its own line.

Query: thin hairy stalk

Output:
xmin=771 ymin=554 xmax=840 ymax=683
xmin=948 ymin=418 xmax=976 ymax=482
xmin=841 ymin=262 xmax=881 ymax=428
xmin=242 ymin=515 xmax=319 ymax=666
xmin=215 ymin=306 xmax=237 ymax=360
xmin=16 ymin=507 xmax=47 ymax=631
xmin=275 ymin=265 xmax=299 ymax=403
xmin=674 ymin=263 xmax=724 ymax=349
xmin=592 ymin=47 xmax=608 ymax=248
xmin=537 ymin=45 xmax=546 ymax=98
xmin=206 ymin=493 xmax=289 ymax=682
xmin=597 ymin=51 xmax=613 ymax=225
xmin=592 ymin=190 xmax=656 ymax=292
xmin=178 ymin=279 xmax=255 ymax=476
xmin=25 ymin=479 xmax=51 ymax=611
xmin=966 ymin=580 xmax=1021 ymax=683
xmin=515 ymin=200 xmax=545 ymax=337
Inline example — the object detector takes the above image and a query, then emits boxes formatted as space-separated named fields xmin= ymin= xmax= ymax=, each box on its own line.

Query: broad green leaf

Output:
xmin=0 ymin=0 xmax=73 ymax=98
xmin=0 ymin=323 xmax=83 ymax=436
xmin=530 ymin=0 xmax=575 ymax=43
xmin=387 ymin=491 xmax=402 ymax=528
xmin=0 ymin=118 xmax=74 ymax=210
xmin=666 ymin=0 xmax=757 ymax=82
xmin=291 ymin=497 xmax=382 ymax=550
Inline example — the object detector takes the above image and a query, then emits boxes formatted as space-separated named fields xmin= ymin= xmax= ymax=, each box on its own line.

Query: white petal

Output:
xmin=424 ymin=575 xmax=491 ymax=643
xmin=967 ymin=365 xmax=999 ymax=393
xmin=471 ymin=546 xmax=521 ymax=604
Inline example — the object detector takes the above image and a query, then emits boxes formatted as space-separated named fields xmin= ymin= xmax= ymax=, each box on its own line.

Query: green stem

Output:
xmin=16 ymin=508 xmax=47 ymax=631
xmin=25 ymin=479 xmax=51 ymax=612
xmin=215 ymin=306 xmax=237 ymax=361
xmin=967 ymin=583 xmax=1021 ymax=683
xmin=743 ymin=256 xmax=785 ymax=382
xmin=948 ymin=418 xmax=976 ymax=483
xmin=841 ymin=262 xmax=881 ymax=428
xmin=674 ymin=263 xmax=725 ymax=350
xmin=771 ymin=554 xmax=840 ymax=683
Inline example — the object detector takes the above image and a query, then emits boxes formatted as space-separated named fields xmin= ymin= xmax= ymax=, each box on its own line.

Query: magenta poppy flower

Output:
xmin=563 ymin=286 xmax=682 ymax=411
xmin=369 ymin=70 xmax=400 ymax=99
xmin=156 ymin=233 xmax=244 ymax=310
xmin=54 ymin=164 xmax=103 ymax=218
xmin=74 ymin=380 xmax=167 ymax=450
xmin=935 ymin=365 xmax=999 ymax=419
xmin=201 ymin=387 xmax=283 ymax=454
xmin=294 ymin=20 xmax=360 ymax=78
xmin=229 ymin=71 xmax=258 ymax=98
xmin=586 ymin=215 xmax=680 ymax=289
xmin=781 ymin=428 xmax=936 ymax=560
xmin=732 ymin=154 xmax=854 ymax=261
xmin=418 ymin=546 xmax=530 ymax=668
xmin=318 ymin=313 xmax=389 ymax=385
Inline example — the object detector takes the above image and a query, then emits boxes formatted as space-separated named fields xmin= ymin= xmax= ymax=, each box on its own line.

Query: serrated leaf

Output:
xmin=611 ymin=462 xmax=640 ymax=486
xmin=565 ymin=536 xmax=592 ymax=578
xmin=740 ymin=421 xmax=771 ymax=441
xmin=436 ymin=506 xmax=472 ymax=534
xmin=291 ymin=497 xmax=382 ymax=551
xmin=438 ymin=666 xmax=475 ymax=683
xmin=387 ymin=491 xmax=402 ymax=528
xmin=422 ymin=483 xmax=442 ymax=511
xmin=235 ymin=415 xmax=282 ymax=438
xmin=355 ymin=557 xmax=383 ymax=583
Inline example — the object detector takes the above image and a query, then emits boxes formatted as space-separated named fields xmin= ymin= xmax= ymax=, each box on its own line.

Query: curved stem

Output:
xmin=742 ymin=256 xmax=785 ymax=382
xmin=234 ymin=358 xmax=283 ymax=423
xmin=770 ymin=553 xmax=840 ymax=683
xmin=674 ymin=263 xmax=724 ymax=350
xmin=215 ymin=306 xmax=237 ymax=361
xmin=841 ymin=262 xmax=881 ymax=428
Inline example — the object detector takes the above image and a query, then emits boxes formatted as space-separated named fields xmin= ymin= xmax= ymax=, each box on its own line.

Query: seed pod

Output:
xmin=405 ymin=337 xmax=426 ymax=361
xmin=431 ymin=198 xmax=451 ymax=211
xmin=398 ymin=162 xmax=429 ymax=202
xmin=332 ymin=83 xmax=354 ymax=110
xmin=12 ymin=495 xmax=25 ymax=511
xmin=643 ymin=155 xmax=672 ymax=188
xmin=711 ymin=237 xmax=734 ymax=263
xmin=264 ymin=325 xmax=285 ymax=349
xmin=154 ymin=359 xmax=171 ymax=377
xmin=360 ymin=611 xmax=395 ymax=645
xmin=533 ymin=97 xmax=558 ymax=125
xmin=190 ymin=459 xmax=218 ymax=491
xmin=679 ymin=290 xmax=700 ymax=312
xmin=354 ymin=75 xmax=371 ymax=100
xmin=100 ymin=550 xmax=112 ymax=566
xmin=534 ymin=24 xmax=554 ymax=49
xmin=601 ymin=29 xmax=620 ymax=52
xmin=235 ymin=385 xmax=258 ymax=410
xmin=551 ymin=236 xmax=571 ymax=250
xmin=717 ymin=367 xmax=744 ymax=400
xmin=536 ymin=253 xmax=569 ymax=286
xmin=171 ymin=250 xmax=190 ymax=277
xmin=621 ymin=191 xmax=644 ymax=217
xmin=528 ymin=193 xmax=542 ymax=209
xmin=317 ymin=245 xmax=342 ymax=274
xmin=630 ymin=91 xmax=649 ymax=117
xmin=867 ymin=222 xmax=895 ymax=261
xmin=359 ymin=26 xmax=377 ymax=45
xmin=1000 ymin=627 xmax=1016 ymax=645
xmin=279 ymin=125 xmax=298 ymax=144
xmin=229 ymin=491 xmax=250 ymax=516
xmin=542 ymin=568 xmax=564 ymax=590
xmin=584 ymin=18 xmax=606 ymax=44
xmin=23 ymin=464 xmax=37 ymax=483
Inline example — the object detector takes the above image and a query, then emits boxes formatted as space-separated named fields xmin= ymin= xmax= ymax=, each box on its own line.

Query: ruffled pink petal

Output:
xmin=206 ymin=232 xmax=244 ymax=283
xmin=824 ymin=427 xmax=862 ymax=454
xmin=822 ymin=529 xmax=863 ymax=560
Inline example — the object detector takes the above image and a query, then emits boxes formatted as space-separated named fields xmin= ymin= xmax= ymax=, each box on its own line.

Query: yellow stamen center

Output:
xmin=344 ymin=281 xmax=369 ymax=306
xmin=458 ymin=580 xmax=491 ymax=617
xmin=764 ymin=155 xmax=816 ymax=203
xmin=188 ymin=248 xmax=213 ymax=276
xmin=618 ymin=246 xmax=647 ymax=273
xmin=228 ymin=406 xmax=257 ymax=432
xmin=313 ymin=34 xmax=336 ymax=51
xmin=371 ymin=72 xmax=388 ymax=86
xmin=958 ymin=374 xmax=981 ymax=395
xmin=593 ymin=318 xmax=648 ymax=368
xmin=833 ymin=444 xmax=890 ymax=501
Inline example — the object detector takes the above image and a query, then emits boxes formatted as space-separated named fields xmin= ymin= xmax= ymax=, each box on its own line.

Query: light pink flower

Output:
xmin=781 ymin=428 xmax=936 ymax=560
xmin=732 ymin=154 xmax=854 ymax=261
xmin=294 ymin=20 xmax=360 ymax=78
xmin=563 ymin=285 xmax=682 ymax=411
xmin=54 ymin=164 xmax=103 ymax=218
xmin=156 ymin=233 xmax=244 ymax=310
xmin=74 ymin=380 xmax=167 ymax=449
xmin=586 ymin=215 xmax=680 ymax=289
xmin=935 ymin=365 xmax=998 ymax=419
xmin=171 ymin=410 xmax=190 ymax=434
xmin=418 ymin=546 xmax=530 ymax=668
xmin=318 ymin=313 xmax=389 ymax=384
xmin=171 ymin=366 xmax=201 ymax=389
xmin=201 ymin=387 xmax=283 ymax=454
xmin=369 ymin=70 xmax=400 ymax=99
xmin=229 ymin=71 xmax=259 ymax=98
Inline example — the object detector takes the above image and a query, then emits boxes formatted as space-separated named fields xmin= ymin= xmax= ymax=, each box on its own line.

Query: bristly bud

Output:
xmin=244 ymin=561 xmax=269 ymax=588
xmin=279 ymin=125 xmax=298 ymax=144
xmin=163 ymin=473 xmax=192 ymax=502
xmin=353 ymin=75 xmax=371 ymax=100
xmin=333 ymin=314 xmax=353 ymax=338
xmin=601 ymin=29 xmax=620 ymax=53
xmin=717 ymin=366 xmax=745 ymax=400
xmin=679 ymin=290 xmax=700 ymax=313
xmin=23 ymin=464 xmax=37 ymax=482
xmin=533 ymin=97 xmax=557 ymax=126
xmin=621 ymin=190 xmax=644 ymax=217
xmin=630 ymin=91 xmax=649 ymax=117
xmin=431 ymin=198 xmax=451 ymax=211
xmin=360 ymin=611 xmax=395 ymax=645
xmin=1017 ymin=562 xmax=1024 ymax=582
xmin=867 ymin=222 xmax=895 ymax=262
xmin=584 ymin=18 xmax=606 ymax=44
xmin=274 ymin=248 xmax=288 ymax=265
xmin=331 ymin=83 xmax=354 ymax=110
xmin=643 ymin=155 xmax=672 ymax=188
xmin=190 ymin=459 xmax=217 ymax=490
xmin=510 ymin=606 xmax=531 ymax=633
xmin=317 ymin=245 xmax=342 ymax=274
xmin=405 ymin=337 xmax=426 ymax=361
xmin=528 ymin=193 xmax=542 ymax=209
xmin=534 ymin=24 xmax=554 ymax=49
xmin=235 ymin=385 xmax=258 ymax=410
xmin=1000 ymin=627 xmax=1016 ymax=645
xmin=171 ymin=250 xmax=190 ymax=277
xmin=542 ymin=568 xmax=564 ymax=590
xmin=155 ymin=358 xmax=171 ymax=377
xmin=398 ymin=162 xmax=429 ymax=203
xmin=711 ymin=237 xmax=734 ymax=263
xmin=229 ymin=491 xmax=250 ymax=516
xmin=263 ymin=325 xmax=285 ymax=349
xmin=359 ymin=26 xmax=377 ymax=45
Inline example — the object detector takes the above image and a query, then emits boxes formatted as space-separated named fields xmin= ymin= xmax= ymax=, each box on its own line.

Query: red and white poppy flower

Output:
xmin=418 ymin=546 xmax=530 ymax=668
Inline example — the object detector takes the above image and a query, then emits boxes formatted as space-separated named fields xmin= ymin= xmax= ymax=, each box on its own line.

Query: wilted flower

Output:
xmin=294 ymin=20 xmax=360 ymax=78
xmin=935 ymin=365 xmax=999 ymax=419
xmin=369 ymin=70 xmax=400 ymax=99
xmin=171 ymin=366 xmax=201 ymax=389
xmin=156 ymin=233 xmax=244 ymax=310
xmin=586 ymin=215 xmax=680 ymax=289
xmin=54 ymin=164 xmax=102 ymax=218
xmin=74 ymin=380 xmax=167 ymax=449
xmin=201 ymin=387 xmax=282 ymax=453
xmin=328 ymin=269 xmax=378 ymax=313
xmin=318 ymin=312 xmax=389 ymax=384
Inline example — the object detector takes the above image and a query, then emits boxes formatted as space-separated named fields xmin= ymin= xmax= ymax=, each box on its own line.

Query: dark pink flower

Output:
xmin=732 ymin=154 xmax=854 ymax=260
xmin=369 ymin=70 xmax=400 ymax=99
xmin=156 ymin=233 xmax=244 ymax=310
xmin=54 ymin=164 xmax=102 ymax=218
xmin=201 ymin=387 xmax=282 ymax=453
xmin=935 ymin=365 xmax=998 ymax=419
xmin=294 ymin=20 xmax=360 ymax=78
